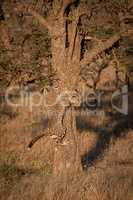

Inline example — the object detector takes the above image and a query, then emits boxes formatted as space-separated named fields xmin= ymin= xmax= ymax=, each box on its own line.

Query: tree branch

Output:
xmin=0 ymin=23 xmax=11 ymax=49
xmin=60 ymin=0 xmax=77 ymax=15
xmin=68 ymin=8 xmax=79 ymax=59
xmin=14 ymin=3 xmax=52 ymax=31
xmin=120 ymin=14 xmax=133 ymax=24
xmin=81 ymin=34 xmax=121 ymax=66
xmin=28 ymin=8 xmax=52 ymax=31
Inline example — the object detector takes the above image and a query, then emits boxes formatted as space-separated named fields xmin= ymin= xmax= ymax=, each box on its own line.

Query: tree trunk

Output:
xmin=15 ymin=4 xmax=82 ymax=177
xmin=45 ymin=16 xmax=81 ymax=177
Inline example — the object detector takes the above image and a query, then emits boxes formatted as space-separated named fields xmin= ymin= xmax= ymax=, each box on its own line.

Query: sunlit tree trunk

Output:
xmin=17 ymin=0 xmax=123 ymax=177
xmin=47 ymin=10 xmax=81 ymax=176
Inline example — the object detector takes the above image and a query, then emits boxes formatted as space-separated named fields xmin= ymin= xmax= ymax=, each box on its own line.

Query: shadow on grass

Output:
xmin=77 ymin=90 xmax=133 ymax=170
xmin=0 ymin=104 xmax=18 ymax=122
xmin=0 ymin=163 xmax=33 ymax=181
xmin=0 ymin=163 xmax=36 ymax=200
xmin=31 ymin=117 xmax=49 ymax=136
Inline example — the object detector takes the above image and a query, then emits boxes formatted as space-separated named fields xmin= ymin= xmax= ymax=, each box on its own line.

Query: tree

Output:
xmin=15 ymin=0 xmax=132 ymax=177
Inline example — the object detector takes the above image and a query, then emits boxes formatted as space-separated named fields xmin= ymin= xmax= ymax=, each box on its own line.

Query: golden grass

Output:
xmin=0 ymin=99 xmax=133 ymax=200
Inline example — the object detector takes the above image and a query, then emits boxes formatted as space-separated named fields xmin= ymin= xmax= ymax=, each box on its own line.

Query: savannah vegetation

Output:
xmin=0 ymin=0 xmax=133 ymax=199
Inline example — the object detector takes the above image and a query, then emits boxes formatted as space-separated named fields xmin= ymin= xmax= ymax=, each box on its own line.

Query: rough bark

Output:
xmin=21 ymin=2 xmax=82 ymax=176
xmin=0 ymin=23 xmax=11 ymax=49
xmin=18 ymin=1 xmax=128 ymax=177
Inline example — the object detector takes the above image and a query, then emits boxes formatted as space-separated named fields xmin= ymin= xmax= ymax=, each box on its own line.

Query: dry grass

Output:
xmin=0 ymin=97 xmax=133 ymax=200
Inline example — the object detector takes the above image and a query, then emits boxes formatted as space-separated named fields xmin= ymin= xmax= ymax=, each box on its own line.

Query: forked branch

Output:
xmin=81 ymin=34 xmax=121 ymax=66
